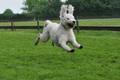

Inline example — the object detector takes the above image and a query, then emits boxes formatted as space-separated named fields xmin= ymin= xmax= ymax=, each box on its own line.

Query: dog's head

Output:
xmin=60 ymin=5 xmax=76 ymax=29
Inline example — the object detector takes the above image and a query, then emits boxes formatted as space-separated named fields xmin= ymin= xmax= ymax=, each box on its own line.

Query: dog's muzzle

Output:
xmin=68 ymin=21 xmax=76 ymax=28
xmin=68 ymin=23 xmax=74 ymax=28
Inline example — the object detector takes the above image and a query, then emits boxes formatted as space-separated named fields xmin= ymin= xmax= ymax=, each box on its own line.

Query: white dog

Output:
xmin=35 ymin=5 xmax=83 ymax=52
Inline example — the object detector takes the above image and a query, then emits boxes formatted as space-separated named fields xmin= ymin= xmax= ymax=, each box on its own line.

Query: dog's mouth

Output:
xmin=68 ymin=23 xmax=74 ymax=28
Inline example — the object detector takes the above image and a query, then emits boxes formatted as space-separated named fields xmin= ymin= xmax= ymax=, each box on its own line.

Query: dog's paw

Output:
xmin=35 ymin=37 xmax=40 ymax=46
xmin=35 ymin=40 xmax=39 ymax=46
xmin=52 ymin=41 xmax=54 ymax=46
xmin=68 ymin=49 xmax=75 ymax=53
xmin=35 ymin=41 xmax=38 ymax=46
xmin=79 ymin=45 xmax=83 ymax=49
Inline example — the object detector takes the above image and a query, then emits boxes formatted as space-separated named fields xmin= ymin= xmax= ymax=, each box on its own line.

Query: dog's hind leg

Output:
xmin=35 ymin=32 xmax=50 ymax=45
xmin=39 ymin=32 xmax=50 ymax=42
xmin=35 ymin=21 xmax=50 ymax=45
xmin=37 ymin=28 xmax=50 ymax=43
xmin=52 ymin=41 xmax=54 ymax=46
xmin=35 ymin=33 xmax=41 ymax=45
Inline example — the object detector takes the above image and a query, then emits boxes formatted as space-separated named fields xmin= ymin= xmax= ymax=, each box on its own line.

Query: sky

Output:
xmin=0 ymin=0 xmax=24 ymax=14
xmin=0 ymin=0 xmax=66 ymax=14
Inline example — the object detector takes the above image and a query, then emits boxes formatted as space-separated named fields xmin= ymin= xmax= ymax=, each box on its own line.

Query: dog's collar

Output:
xmin=61 ymin=23 xmax=67 ymax=29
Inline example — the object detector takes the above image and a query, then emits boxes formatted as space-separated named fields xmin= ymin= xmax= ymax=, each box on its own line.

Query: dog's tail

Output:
xmin=44 ymin=20 xmax=51 ymax=28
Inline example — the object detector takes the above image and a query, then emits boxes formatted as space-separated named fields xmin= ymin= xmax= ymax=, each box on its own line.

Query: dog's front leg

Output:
xmin=60 ymin=42 xmax=75 ymax=52
xmin=70 ymin=39 xmax=83 ymax=49
xmin=59 ymin=38 xmax=74 ymax=52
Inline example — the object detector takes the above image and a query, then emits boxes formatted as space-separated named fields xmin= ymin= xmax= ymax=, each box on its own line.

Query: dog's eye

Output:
xmin=67 ymin=18 xmax=69 ymax=20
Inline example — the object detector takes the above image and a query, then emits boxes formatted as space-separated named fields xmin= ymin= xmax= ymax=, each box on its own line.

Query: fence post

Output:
xmin=11 ymin=21 xmax=14 ymax=31
xmin=37 ymin=20 xmax=40 ymax=31
xmin=76 ymin=16 xmax=80 ymax=33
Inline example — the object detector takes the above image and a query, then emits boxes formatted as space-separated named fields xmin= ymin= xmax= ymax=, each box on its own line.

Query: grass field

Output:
xmin=0 ymin=18 xmax=120 ymax=26
xmin=0 ymin=29 xmax=120 ymax=80
xmin=79 ymin=18 xmax=120 ymax=26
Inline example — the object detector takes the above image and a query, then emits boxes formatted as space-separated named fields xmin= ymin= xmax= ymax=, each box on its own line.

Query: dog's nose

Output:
xmin=73 ymin=21 xmax=76 ymax=24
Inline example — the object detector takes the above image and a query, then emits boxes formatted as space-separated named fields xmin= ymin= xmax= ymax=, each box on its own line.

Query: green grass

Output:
xmin=14 ymin=21 xmax=38 ymax=26
xmin=0 ymin=18 xmax=120 ymax=26
xmin=0 ymin=29 xmax=120 ymax=80
xmin=0 ymin=22 xmax=11 ymax=26
xmin=0 ymin=20 xmax=58 ymax=27
xmin=80 ymin=18 xmax=120 ymax=26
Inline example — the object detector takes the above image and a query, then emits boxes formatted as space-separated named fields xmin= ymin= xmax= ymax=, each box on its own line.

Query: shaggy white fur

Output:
xmin=35 ymin=5 xmax=83 ymax=52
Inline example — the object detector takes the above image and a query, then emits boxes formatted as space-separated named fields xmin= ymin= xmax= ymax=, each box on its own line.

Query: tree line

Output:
xmin=21 ymin=0 xmax=120 ymax=17
xmin=0 ymin=0 xmax=120 ymax=21
xmin=0 ymin=9 xmax=33 ymax=21
xmin=66 ymin=0 xmax=120 ymax=17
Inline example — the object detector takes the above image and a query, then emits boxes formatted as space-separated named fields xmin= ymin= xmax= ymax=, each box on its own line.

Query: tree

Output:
xmin=21 ymin=0 xmax=46 ymax=13
xmin=3 ymin=9 xmax=14 ymax=14
xmin=110 ymin=0 xmax=120 ymax=9
xmin=65 ymin=0 xmax=90 ymax=16
xmin=22 ymin=0 xmax=63 ymax=18
xmin=65 ymin=0 xmax=116 ymax=17
xmin=21 ymin=0 xmax=120 ymax=18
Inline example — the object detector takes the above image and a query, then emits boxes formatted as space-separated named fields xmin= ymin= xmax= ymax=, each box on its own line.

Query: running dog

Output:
xmin=35 ymin=5 xmax=83 ymax=52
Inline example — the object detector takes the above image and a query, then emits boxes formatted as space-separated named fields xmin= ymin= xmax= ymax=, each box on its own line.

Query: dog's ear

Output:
xmin=68 ymin=5 xmax=74 ymax=14
xmin=60 ymin=5 xmax=67 ymax=18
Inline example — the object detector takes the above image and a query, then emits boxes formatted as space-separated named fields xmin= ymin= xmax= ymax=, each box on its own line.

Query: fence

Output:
xmin=0 ymin=18 xmax=120 ymax=32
